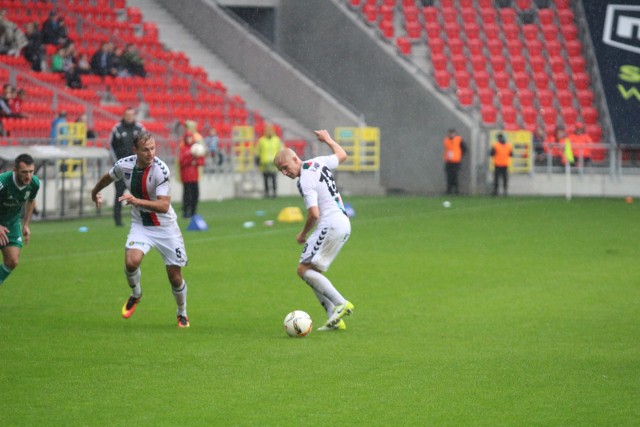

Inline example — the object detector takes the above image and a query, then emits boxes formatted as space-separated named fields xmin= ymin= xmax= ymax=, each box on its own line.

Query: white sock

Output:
xmin=302 ymin=269 xmax=346 ymax=307
xmin=172 ymin=280 xmax=187 ymax=317
xmin=125 ymin=268 xmax=142 ymax=297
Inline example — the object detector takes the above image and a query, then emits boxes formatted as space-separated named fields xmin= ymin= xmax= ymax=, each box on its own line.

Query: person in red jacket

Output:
xmin=178 ymin=132 xmax=205 ymax=218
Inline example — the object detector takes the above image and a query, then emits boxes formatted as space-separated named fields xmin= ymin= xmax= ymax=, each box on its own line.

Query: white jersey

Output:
xmin=297 ymin=155 xmax=348 ymax=225
xmin=109 ymin=155 xmax=178 ymax=227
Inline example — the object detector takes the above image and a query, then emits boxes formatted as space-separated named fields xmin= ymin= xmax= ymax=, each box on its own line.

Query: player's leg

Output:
xmin=0 ymin=246 xmax=20 ymax=285
xmin=298 ymin=221 xmax=354 ymax=329
xmin=121 ymin=248 xmax=145 ymax=318
xmin=193 ymin=182 xmax=200 ymax=215
xmin=114 ymin=179 xmax=125 ymax=226
xmin=155 ymin=229 xmax=189 ymax=327
xmin=167 ymin=265 xmax=189 ymax=327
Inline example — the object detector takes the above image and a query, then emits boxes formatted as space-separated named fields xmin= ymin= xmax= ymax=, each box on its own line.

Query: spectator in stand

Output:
xmin=204 ymin=127 xmax=223 ymax=167
xmin=0 ymin=9 xmax=27 ymax=56
xmin=120 ymin=44 xmax=146 ymax=78
xmin=41 ymin=10 xmax=68 ymax=46
xmin=76 ymin=53 xmax=91 ymax=75
xmin=109 ymin=107 xmax=145 ymax=227
xmin=50 ymin=110 xmax=67 ymax=145
xmin=0 ymin=83 xmax=15 ymax=117
xmin=490 ymin=133 xmax=512 ymax=196
xmin=532 ymin=126 xmax=546 ymax=165
xmin=568 ymin=122 xmax=593 ymax=166
xmin=90 ymin=42 xmax=117 ymax=77
xmin=178 ymin=132 xmax=206 ymax=218
xmin=22 ymin=22 xmax=43 ymax=71
xmin=256 ymin=123 xmax=284 ymax=198
xmin=7 ymin=88 xmax=25 ymax=118
xmin=111 ymin=45 xmax=125 ymax=75
xmin=50 ymin=44 xmax=67 ymax=72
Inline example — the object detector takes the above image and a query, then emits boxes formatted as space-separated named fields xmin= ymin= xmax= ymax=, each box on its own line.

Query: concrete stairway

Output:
xmin=127 ymin=0 xmax=310 ymax=140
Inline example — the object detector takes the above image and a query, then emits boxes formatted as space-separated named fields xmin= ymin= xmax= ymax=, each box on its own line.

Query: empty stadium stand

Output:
xmin=347 ymin=0 xmax=603 ymax=144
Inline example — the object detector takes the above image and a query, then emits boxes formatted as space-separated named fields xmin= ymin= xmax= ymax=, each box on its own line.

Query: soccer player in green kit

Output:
xmin=0 ymin=153 xmax=40 ymax=285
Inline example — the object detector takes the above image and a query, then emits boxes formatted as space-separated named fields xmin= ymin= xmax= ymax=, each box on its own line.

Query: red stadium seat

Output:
xmin=448 ymin=38 xmax=464 ymax=55
xmin=452 ymin=54 xmax=468 ymax=72
xmin=454 ymin=69 xmax=472 ymax=88
xmin=494 ymin=71 xmax=510 ymax=90
xmin=569 ymin=56 xmax=586 ymax=73
xmin=566 ymin=40 xmax=583 ymax=57
xmin=576 ymin=89 xmax=594 ymax=108
xmin=487 ymin=39 xmax=503 ymax=56
xmin=497 ymin=88 xmax=515 ymax=107
xmin=562 ymin=107 xmax=578 ymax=126
xmin=574 ymin=72 xmax=591 ymax=90
xmin=521 ymin=106 xmax=538 ymax=127
xmin=538 ymin=9 xmax=554 ymax=25
xmin=397 ymin=37 xmax=412 ymax=55
xmin=499 ymin=8 xmax=517 ymax=26
xmin=511 ymin=55 xmax=527 ymax=73
xmin=481 ymin=105 xmax=498 ymax=125
xmin=582 ymin=107 xmax=599 ymax=125
xmin=434 ymin=70 xmax=450 ymax=89
xmin=553 ymin=73 xmax=570 ymax=90
xmin=467 ymin=38 xmax=484 ymax=56
xmin=561 ymin=23 xmax=578 ymax=41
xmin=428 ymin=37 xmax=445 ymax=55
xmin=529 ymin=55 xmax=546 ymax=74
xmin=549 ymin=56 xmax=566 ymax=74
xmin=471 ymin=54 xmax=487 ymax=72
xmin=586 ymin=125 xmax=602 ymax=142
xmin=513 ymin=72 xmax=530 ymax=90
xmin=501 ymin=105 xmax=518 ymax=125
xmin=557 ymin=90 xmax=574 ymax=108
xmin=518 ymin=88 xmax=535 ymax=108
xmin=538 ymin=90 xmax=554 ymax=108
xmin=475 ymin=70 xmax=491 ymax=89
xmin=522 ymin=24 xmax=539 ymax=42
xmin=431 ymin=53 xmax=447 ymax=72
xmin=457 ymin=87 xmax=474 ymax=107
xmin=502 ymin=24 xmax=519 ymax=40
xmin=478 ymin=88 xmax=494 ymax=106
xmin=558 ymin=9 xmax=574 ymax=25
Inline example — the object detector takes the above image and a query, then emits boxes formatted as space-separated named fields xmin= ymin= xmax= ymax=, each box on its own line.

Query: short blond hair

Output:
xmin=273 ymin=147 xmax=297 ymax=169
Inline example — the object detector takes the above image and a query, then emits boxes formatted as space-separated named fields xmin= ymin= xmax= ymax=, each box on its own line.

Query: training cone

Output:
xmin=277 ymin=207 xmax=304 ymax=223
xmin=187 ymin=214 xmax=209 ymax=231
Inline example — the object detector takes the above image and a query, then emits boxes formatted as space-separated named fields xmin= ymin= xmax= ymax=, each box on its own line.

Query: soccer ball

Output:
xmin=283 ymin=310 xmax=313 ymax=337
xmin=190 ymin=143 xmax=207 ymax=157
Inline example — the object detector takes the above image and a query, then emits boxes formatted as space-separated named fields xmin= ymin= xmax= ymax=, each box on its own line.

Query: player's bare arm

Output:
xmin=0 ymin=225 xmax=9 ymax=246
xmin=297 ymin=206 xmax=319 ymax=244
xmin=119 ymin=194 xmax=171 ymax=214
xmin=314 ymin=129 xmax=347 ymax=164
xmin=22 ymin=199 xmax=36 ymax=245
xmin=91 ymin=173 xmax=115 ymax=208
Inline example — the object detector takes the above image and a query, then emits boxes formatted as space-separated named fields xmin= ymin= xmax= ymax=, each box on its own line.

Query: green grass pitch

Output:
xmin=1 ymin=195 xmax=638 ymax=425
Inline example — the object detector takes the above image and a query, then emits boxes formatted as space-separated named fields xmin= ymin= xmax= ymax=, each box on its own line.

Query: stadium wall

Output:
xmin=277 ymin=0 xmax=475 ymax=195
xmin=153 ymin=0 xmax=360 ymax=134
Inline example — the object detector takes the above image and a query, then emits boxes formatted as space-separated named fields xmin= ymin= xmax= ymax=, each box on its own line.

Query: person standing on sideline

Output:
xmin=443 ymin=128 xmax=467 ymax=195
xmin=257 ymin=123 xmax=283 ymax=198
xmin=274 ymin=129 xmax=354 ymax=331
xmin=178 ymin=131 xmax=205 ymax=219
xmin=490 ymin=133 xmax=513 ymax=196
xmin=109 ymin=107 xmax=145 ymax=226
xmin=0 ymin=154 xmax=40 ymax=286
xmin=91 ymin=132 xmax=190 ymax=327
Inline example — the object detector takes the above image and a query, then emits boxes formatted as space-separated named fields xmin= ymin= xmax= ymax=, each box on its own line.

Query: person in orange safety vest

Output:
xmin=490 ymin=133 xmax=513 ymax=196
xmin=442 ymin=128 xmax=467 ymax=194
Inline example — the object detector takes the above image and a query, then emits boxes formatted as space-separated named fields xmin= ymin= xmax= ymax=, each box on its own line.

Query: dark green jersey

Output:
xmin=0 ymin=171 xmax=40 ymax=224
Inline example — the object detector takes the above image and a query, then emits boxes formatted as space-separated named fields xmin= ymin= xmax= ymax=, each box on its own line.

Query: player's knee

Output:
xmin=4 ymin=257 xmax=18 ymax=270
xmin=297 ymin=264 xmax=309 ymax=278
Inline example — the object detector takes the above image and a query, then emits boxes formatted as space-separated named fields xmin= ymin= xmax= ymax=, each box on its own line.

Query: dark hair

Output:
xmin=15 ymin=153 xmax=34 ymax=167
xmin=133 ymin=131 xmax=154 ymax=148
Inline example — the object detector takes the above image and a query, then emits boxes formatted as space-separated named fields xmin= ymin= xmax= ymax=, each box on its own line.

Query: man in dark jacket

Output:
xmin=109 ymin=107 xmax=145 ymax=226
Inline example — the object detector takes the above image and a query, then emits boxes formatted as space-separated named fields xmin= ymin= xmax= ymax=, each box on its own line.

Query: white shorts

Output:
xmin=125 ymin=222 xmax=188 ymax=267
xmin=299 ymin=217 xmax=350 ymax=272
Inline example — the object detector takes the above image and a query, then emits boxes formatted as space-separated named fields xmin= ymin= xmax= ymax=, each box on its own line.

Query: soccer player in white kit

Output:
xmin=274 ymin=129 xmax=354 ymax=331
xmin=91 ymin=132 xmax=190 ymax=327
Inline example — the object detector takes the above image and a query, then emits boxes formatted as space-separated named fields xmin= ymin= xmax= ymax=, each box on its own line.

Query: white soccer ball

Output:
xmin=283 ymin=310 xmax=313 ymax=337
xmin=443 ymin=201 xmax=451 ymax=208
xmin=190 ymin=143 xmax=207 ymax=157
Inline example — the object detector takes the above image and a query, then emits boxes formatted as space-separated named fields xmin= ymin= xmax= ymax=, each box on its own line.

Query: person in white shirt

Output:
xmin=274 ymin=129 xmax=354 ymax=331
xmin=91 ymin=132 xmax=190 ymax=328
